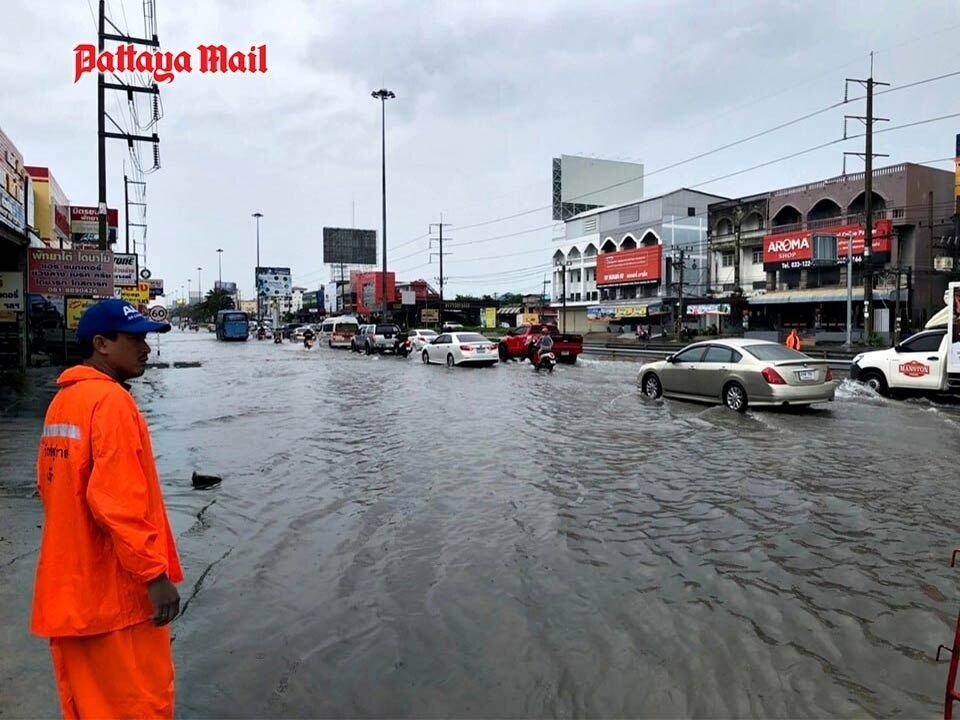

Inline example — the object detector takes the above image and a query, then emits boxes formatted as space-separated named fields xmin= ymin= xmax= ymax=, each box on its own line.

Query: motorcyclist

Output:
xmin=535 ymin=326 xmax=554 ymax=356
xmin=303 ymin=327 xmax=316 ymax=348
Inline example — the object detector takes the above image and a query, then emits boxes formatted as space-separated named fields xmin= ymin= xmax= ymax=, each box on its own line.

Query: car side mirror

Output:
xmin=666 ymin=354 xmax=676 ymax=363
xmin=893 ymin=343 xmax=901 ymax=352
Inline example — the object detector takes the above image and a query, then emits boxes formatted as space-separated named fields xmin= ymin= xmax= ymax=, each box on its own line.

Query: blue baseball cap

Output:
xmin=76 ymin=299 xmax=171 ymax=338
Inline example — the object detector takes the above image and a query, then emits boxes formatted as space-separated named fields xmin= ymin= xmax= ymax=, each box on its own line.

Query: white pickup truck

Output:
xmin=849 ymin=328 xmax=960 ymax=395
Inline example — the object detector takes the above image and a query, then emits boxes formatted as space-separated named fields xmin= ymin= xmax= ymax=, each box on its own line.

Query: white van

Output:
xmin=319 ymin=316 xmax=360 ymax=348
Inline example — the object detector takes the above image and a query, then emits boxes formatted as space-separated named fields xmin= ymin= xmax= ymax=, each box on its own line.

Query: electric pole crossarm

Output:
xmin=102 ymin=31 xmax=160 ymax=47
xmin=102 ymin=82 xmax=160 ymax=94
xmin=103 ymin=132 xmax=159 ymax=143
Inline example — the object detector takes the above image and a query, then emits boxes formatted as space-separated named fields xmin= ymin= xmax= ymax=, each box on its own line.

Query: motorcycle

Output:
xmin=532 ymin=347 xmax=556 ymax=373
xmin=396 ymin=336 xmax=413 ymax=358
xmin=303 ymin=334 xmax=316 ymax=349
xmin=274 ymin=333 xmax=283 ymax=344
xmin=256 ymin=328 xmax=267 ymax=341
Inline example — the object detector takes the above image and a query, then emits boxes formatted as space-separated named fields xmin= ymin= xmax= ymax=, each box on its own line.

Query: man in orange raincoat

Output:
xmin=785 ymin=328 xmax=802 ymax=351
xmin=32 ymin=299 xmax=182 ymax=719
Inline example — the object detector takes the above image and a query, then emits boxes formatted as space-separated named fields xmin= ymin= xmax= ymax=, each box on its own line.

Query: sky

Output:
xmin=2 ymin=0 xmax=959 ymax=302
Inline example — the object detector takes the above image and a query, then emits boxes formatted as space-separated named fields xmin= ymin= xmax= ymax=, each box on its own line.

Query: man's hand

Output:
xmin=147 ymin=573 xmax=181 ymax=626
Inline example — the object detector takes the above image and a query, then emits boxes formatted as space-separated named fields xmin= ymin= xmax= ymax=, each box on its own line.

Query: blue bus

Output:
xmin=216 ymin=310 xmax=250 ymax=341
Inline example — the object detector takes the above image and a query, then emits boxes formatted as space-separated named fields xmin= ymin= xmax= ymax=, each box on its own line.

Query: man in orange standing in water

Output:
xmin=31 ymin=298 xmax=183 ymax=719
xmin=785 ymin=327 xmax=802 ymax=351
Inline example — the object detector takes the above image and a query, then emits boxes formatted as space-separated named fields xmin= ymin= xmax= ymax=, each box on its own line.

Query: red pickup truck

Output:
xmin=497 ymin=324 xmax=583 ymax=364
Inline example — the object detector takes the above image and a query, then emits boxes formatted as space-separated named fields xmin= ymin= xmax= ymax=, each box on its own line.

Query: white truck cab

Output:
xmin=850 ymin=328 xmax=960 ymax=395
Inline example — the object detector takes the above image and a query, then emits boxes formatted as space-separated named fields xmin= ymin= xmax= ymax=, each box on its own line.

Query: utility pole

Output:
xmin=845 ymin=232 xmax=854 ymax=348
xmin=252 ymin=212 xmax=263 ymax=323
xmin=429 ymin=218 xmax=452 ymax=303
xmin=844 ymin=55 xmax=889 ymax=339
xmin=124 ymin=175 xmax=146 ymax=254
xmin=674 ymin=249 xmax=686 ymax=335
xmin=561 ymin=264 xmax=567 ymax=333
xmin=97 ymin=0 xmax=160 ymax=251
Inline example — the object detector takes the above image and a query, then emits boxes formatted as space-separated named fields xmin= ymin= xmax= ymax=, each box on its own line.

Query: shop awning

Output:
xmin=498 ymin=305 xmax=521 ymax=315
xmin=748 ymin=287 xmax=906 ymax=305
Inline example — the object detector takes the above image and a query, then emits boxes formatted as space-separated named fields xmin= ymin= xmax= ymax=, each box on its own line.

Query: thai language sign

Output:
xmin=113 ymin=253 xmax=138 ymax=287
xmin=596 ymin=246 xmax=662 ymax=286
xmin=28 ymin=248 xmax=114 ymax=296
xmin=0 ymin=271 xmax=24 ymax=311
xmin=70 ymin=206 xmax=119 ymax=247
xmin=66 ymin=297 xmax=98 ymax=330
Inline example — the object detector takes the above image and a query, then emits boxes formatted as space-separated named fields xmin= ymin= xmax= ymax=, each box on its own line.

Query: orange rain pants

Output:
xmin=49 ymin=621 xmax=174 ymax=720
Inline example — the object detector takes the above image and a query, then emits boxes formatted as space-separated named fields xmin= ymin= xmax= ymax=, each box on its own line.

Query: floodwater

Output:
xmin=3 ymin=330 xmax=960 ymax=718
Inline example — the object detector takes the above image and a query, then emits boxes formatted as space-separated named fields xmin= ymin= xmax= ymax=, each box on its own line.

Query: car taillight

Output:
xmin=761 ymin=367 xmax=786 ymax=385
xmin=825 ymin=367 xmax=833 ymax=381
xmin=488 ymin=344 xmax=498 ymax=351
xmin=460 ymin=345 xmax=473 ymax=351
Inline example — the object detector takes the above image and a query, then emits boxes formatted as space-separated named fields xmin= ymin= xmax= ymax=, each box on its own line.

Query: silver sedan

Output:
xmin=422 ymin=332 xmax=499 ymax=367
xmin=637 ymin=338 xmax=835 ymax=412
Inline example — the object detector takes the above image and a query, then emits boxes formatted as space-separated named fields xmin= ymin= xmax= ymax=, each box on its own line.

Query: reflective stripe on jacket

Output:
xmin=32 ymin=365 xmax=183 ymax=637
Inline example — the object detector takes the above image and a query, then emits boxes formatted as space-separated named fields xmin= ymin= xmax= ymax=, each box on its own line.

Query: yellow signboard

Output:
xmin=520 ymin=312 xmax=540 ymax=325
xmin=66 ymin=297 xmax=97 ymax=330
xmin=616 ymin=305 xmax=648 ymax=318
xmin=483 ymin=307 xmax=497 ymax=329
xmin=119 ymin=281 xmax=150 ymax=306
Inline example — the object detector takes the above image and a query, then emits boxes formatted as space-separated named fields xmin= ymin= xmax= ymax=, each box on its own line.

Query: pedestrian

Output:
xmin=32 ymin=298 xmax=183 ymax=719
xmin=785 ymin=328 xmax=802 ymax=350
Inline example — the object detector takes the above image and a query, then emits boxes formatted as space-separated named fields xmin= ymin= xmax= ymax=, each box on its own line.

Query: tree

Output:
xmin=189 ymin=288 xmax=235 ymax=323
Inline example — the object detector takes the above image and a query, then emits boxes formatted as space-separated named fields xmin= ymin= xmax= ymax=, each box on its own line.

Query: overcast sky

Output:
xmin=3 ymin=0 xmax=959 ymax=301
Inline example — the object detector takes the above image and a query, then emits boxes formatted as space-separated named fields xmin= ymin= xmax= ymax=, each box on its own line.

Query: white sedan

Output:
xmin=407 ymin=328 xmax=438 ymax=351
xmin=422 ymin=332 xmax=499 ymax=367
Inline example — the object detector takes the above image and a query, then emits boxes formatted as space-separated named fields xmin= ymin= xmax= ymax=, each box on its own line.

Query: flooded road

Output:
xmin=3 ymin=330 xmax=960 ymax=717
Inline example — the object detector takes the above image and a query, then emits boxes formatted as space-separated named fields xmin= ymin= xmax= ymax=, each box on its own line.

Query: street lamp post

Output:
xmin=252 ymin=212 xmax=263 ymax=323
xmin=371 ymin=88 xmax=395 ymax=321
xmin=216 ymin=248 xmax=223 ymax=313
xmin=197 ymin=267 xmax=202 ymax=301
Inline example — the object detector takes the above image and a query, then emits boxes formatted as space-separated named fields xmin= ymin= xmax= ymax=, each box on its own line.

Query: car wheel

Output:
xmin=498 ymin=344 xmax=509 ymax=362
xmin=859 ymin=370 xmax=888 ymax=396
xmin=329 ymin=340 xmax=333 ymax=348
xmin=422 ymin=350 xmax=430 ymax=364
xmin=642 ymin=373 xmax=662 ymax=399
xmin=365 ymin=343 xmax=373 ymax=356
xmin=723 ymin=381 xmax=748 ymax=413
xmin=446 ymin=354 xmax=455 ymax=368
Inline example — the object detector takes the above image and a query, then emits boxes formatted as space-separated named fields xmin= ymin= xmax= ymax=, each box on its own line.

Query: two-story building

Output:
xmin=708 ymin=162 xmax=955 ymax=341
xmin=552 ymin=188 xmax=726 ymax=333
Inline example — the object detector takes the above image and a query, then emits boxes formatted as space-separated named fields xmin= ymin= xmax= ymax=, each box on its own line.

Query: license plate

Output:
xmin=475 ymin=347 xmax=485 ymax=353
xmin=561 ymin=351 xmax=570 ymax=356
xmin=797 ymin=370 xmax=817 ymax=381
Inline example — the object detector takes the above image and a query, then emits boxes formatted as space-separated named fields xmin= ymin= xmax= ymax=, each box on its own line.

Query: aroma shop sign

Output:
xmin=74 ymin=44 xmax=268 ymax=84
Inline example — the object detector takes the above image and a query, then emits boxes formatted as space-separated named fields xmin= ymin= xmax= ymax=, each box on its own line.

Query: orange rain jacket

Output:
xmin=32 ymin=365 xmax=183 ymax=637
xmin=785 ymin=331 xmax=802 ymax=350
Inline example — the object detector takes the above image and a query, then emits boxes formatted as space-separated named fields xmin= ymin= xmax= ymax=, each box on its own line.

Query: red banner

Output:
xmin=597 ymin=246 xmax=662 ymax=286
xmin=763 ymin=220 xmax=893 ymax=268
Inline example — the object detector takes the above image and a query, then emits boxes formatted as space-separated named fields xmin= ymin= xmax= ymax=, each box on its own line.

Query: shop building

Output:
xmin=24 ymin=166 xmax=70 ymax=249
xmin=552 ymin=188 xmax=725 ymax=333
xmin=0 ymin=128 xmax=29 ymax=377
xmin=708 ymin=162 xmax=955 ymax=341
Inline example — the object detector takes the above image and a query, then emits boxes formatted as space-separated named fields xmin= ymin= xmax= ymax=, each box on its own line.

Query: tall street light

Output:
xmin=197 ymin=267 xmax=202 ymax=304
xmin=217 ymin=248 xmax=223 ymax=287
xmin=371 ymin=88 xmax=395 ymax=321
xmin=252 ymin=212 xmax=263 ymax=323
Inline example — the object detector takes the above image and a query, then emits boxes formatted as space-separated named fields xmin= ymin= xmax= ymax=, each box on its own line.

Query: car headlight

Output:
xmin=852 ymin=354 xmax=864 ymax=365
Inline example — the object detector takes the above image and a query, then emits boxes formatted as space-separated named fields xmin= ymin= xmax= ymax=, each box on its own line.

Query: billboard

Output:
xmin=596 ymin=246 xmax=662 ymax=286
xmin=28 ymin=248 xmax=114 ymax=296
xmin=70 ymin=206 xmax=119 ymax=247
xmin=950 ymin=282 xmax=960 ymax=374
xmin=215 ymin=280 xmax=237 ymax=294
xmin=148 ymin=278 xmax=164 ymax=299
xmin=763 ymin=220 xmax=893 ymax=270
xmin=323 ymin=227 xmax=377 ymax=265
xmin=256 ymin=266 xmax=291 ymax=298
xmin=553 ymin=155 xmax=645 ymax=221
xmin=113 ymin=253 xmax=138 ymax=287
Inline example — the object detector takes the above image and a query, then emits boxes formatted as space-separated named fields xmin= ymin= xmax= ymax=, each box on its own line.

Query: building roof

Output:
xmin=566 ymin=188 xmax=729 ymax=222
